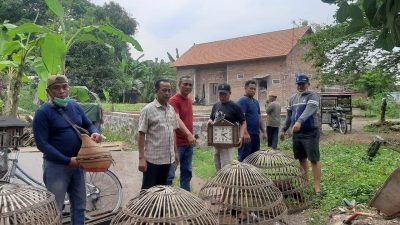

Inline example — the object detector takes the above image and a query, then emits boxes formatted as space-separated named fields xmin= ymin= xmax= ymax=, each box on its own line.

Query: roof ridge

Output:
xmin=172 ymin=26 xmax=312 ymax=67
xmin=194 ymin=26 xmax=310 ymax=46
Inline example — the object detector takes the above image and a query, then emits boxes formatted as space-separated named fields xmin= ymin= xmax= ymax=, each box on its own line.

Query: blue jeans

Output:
xmin=267 ymin=126 xmax=279 ymax=149
xmin=238 ymin=134 xmax=260 ymax=162
xmin=43 ymin=160 xmax=86 ymax=225
xmin=166 ymin=145 xmax=193 ymax=191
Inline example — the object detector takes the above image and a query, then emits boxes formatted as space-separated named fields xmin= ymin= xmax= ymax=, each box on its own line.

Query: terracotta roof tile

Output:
xmin=172 ymin=26 xmax=311 ymax=67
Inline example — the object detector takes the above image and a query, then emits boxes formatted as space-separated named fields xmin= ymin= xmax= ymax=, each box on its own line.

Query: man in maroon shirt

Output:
xmin=166 ymin=75 xmax=196 ymax=191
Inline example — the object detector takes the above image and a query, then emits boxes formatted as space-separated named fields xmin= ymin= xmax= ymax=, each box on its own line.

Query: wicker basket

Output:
xmin=77 ymin=134 xmax=112 ymax=172
xmin=244 ymin=150 xmax=312 ymax=213
xmin=199 ymin=161 xmax=287 ymax=224
xmin=0 ymin=182 xmax=61 ymax=225
xmin=111 ymin=185 xmax=218 ymax=225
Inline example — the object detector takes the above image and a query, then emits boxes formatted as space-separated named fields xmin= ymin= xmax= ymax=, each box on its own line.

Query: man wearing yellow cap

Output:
xmin=33 ymin=75 xmax=103 ymax=224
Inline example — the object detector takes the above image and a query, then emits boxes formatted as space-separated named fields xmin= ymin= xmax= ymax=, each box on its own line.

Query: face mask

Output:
xmin=53 ymin=97 xmax=72 ymax=107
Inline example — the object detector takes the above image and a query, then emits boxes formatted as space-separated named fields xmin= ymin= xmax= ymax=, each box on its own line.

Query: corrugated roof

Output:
xmin=172 ymin=26 xmax=311 ymax=67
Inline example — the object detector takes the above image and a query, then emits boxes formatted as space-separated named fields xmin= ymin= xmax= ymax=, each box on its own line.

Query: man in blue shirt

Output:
xmin=237 ymin=80 xmax=267 ymax=161
xmin=33 ymin=75 xmax=102 ymax=224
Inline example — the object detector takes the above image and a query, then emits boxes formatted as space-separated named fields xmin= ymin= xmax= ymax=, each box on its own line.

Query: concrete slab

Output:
xmin=10 ymin=150 xmax=142 ymax=208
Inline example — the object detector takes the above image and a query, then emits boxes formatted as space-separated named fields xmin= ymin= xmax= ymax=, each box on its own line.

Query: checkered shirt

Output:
xmin=138 ymin=99 xmax=177 ymax=165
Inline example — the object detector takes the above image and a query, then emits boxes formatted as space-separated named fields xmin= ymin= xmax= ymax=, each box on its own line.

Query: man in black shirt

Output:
xmin=208 ymin=83 xmax=250 ymax=171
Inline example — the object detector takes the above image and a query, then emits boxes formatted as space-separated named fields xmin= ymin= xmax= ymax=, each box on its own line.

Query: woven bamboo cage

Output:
xmin=0 ymin=182 xmax=61 ymax=225
xmin=77 ymin=134 xmax=112 ymax=172
xmin=199 ymin=161 xmax=287 ymax=225
xmin=111 ymin=185 xmax=218 ymax=225
xmin=243 ymin=150 xmax=312 ymax=213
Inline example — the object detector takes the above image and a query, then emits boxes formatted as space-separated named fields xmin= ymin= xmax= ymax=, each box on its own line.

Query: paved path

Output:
xmin=11 ymin=150 xmax=141 ymax=208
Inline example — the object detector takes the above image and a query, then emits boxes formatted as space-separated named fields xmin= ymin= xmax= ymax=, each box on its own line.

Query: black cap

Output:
xmin=218 ymin=83 xmax=231 ymax=93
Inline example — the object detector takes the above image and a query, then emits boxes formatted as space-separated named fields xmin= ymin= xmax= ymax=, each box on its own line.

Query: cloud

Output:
xmin=90 ymin=0 xmax=337 ymax=61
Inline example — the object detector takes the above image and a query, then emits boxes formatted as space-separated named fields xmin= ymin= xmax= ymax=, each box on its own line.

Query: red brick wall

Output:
xmin=176 ymin=65 xmax=226 ymax=104
xmin=195 ymin=66 xmax=226 ymax=104
xmin=176 ymin=43 xmax=319 ymax=109
xmin=226 ymin=57 xmax=287 ymax=108
xmin=283 ymin=43 xmax=319 ymax=105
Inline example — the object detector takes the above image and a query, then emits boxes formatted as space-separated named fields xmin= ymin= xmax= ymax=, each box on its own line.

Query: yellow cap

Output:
xmin=268 ymin=91 xmax=278 ymax=97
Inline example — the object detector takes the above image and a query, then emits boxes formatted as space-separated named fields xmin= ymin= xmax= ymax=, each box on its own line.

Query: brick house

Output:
xmin=172 ymin=26 xmax=318 ymax=108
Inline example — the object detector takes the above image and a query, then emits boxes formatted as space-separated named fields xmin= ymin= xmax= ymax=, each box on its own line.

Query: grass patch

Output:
xmin=309 ymin=143 xmax=400 ymax=224
xmin=102 ymin=103 xmax=147 ymax=112
xmin=101 ymin=103 xmax=213 ymax=113
xmin=192 ymin=146 xmax=216 ymax=179
xmin=101 ymin=128 xmax=136 ymax=151
xmin=192 ymin=139 xmax=400 ymax=224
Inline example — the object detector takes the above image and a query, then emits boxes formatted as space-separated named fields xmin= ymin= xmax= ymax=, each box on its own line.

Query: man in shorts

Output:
xmin=280 ymin=74 xmax=322 ymax=197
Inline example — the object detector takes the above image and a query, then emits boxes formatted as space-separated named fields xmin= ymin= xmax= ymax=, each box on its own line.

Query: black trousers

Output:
xmin=141 ymin=161 xmax=172 ymax=189
xmin=267 ymin=126 xmax=279 ymax=149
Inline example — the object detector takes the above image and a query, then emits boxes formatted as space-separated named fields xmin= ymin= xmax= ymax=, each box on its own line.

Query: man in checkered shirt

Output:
xmin=138 ymin=79 xmax=179 ymax=189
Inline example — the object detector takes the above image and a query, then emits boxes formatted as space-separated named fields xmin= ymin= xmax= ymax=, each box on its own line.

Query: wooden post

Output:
xmin=367 ymin=135 xmax=385 ymax=158
xmin=380 ymin=98 xmax=387 ymax=125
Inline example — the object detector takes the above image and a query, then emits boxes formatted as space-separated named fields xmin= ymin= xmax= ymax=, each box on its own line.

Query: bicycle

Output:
xmin=0 ymin=137 xmax=123 ymax=220
xmin=329 ymin=106 xmax=348 ymax=134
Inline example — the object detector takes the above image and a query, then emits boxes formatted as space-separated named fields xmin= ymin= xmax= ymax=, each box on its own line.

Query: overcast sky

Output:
xmin=89 ymin=0 xmax=338 ymax=61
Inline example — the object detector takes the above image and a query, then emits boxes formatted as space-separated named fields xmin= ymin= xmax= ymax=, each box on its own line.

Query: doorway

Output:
xmin=209 ymin=83 xmax=218 ymax=104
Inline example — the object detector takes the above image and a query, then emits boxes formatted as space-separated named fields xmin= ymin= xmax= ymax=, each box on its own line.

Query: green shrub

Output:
xmin=352 ymin=97 xmax=367 ymax=110
xmin=355 ymin=93 xmax=400 ymax=119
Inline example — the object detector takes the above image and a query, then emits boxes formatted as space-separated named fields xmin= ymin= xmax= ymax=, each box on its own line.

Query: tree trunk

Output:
xmin=367 ymin=135 xmax=384 ymax=158
xmin=380 ymin=98 xmax=387 ymax=125
xmin=3 ymin=73 xmax=13 ymax=115
xmin=10 ymin=64 xmax=24 ymax=116
xmin=3 ymin=68 xmax=16 ymax=115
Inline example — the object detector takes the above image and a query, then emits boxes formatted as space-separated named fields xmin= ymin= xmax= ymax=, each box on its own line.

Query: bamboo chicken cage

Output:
xmin=0 ymin=182 xmax=61 ymax=225
xmin=111 ymin=185 xmax=218 ymax=225
xmin=199 ymin=161 xmax=287 ymax=225
xmin=244 ymin=150 xmax=312 ymax=213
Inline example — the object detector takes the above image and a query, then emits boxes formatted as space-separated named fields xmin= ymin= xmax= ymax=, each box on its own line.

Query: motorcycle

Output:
xmin=329 ymin=106 xmax=347 ymax=134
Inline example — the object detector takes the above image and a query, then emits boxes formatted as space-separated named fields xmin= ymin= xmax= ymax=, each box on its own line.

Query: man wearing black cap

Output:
xmin=280 ymin=74 xmax=322 ymax=197
xmin=208 ymin=83 xmax=250 ymax=171
xmin=33 ymin=75 xmax=103 ymax=224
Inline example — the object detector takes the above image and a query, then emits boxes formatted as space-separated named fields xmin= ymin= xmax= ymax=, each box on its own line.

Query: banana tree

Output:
xmin=0 ymin=0 xmax=142 ymax=115
xmin=39 ymin=0 xmax=142 ymax=102
xmin=0 ymin=22 xmax=46 ymax=115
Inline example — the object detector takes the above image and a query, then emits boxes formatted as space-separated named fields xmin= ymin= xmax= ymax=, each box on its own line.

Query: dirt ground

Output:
xmin=320 ymin=117 xmax=400 ymax=145
xmin=190 ymin=117 xmax=400 ymax=225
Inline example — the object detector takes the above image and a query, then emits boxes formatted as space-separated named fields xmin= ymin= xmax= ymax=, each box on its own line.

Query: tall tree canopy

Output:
xmin=0 ymin=0 xmax=92 ymax=25
xmin=322 ymin=0 xmax=400 ymax=50
xmin=300 ymin=1 xmax=400 ymax=95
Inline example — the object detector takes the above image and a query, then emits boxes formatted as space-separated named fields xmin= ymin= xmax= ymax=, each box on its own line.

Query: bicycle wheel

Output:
xmin=85 ymin=170 xmax=122 ymax=217
xmin=338 ymin=119 xmax=347 ymax=134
